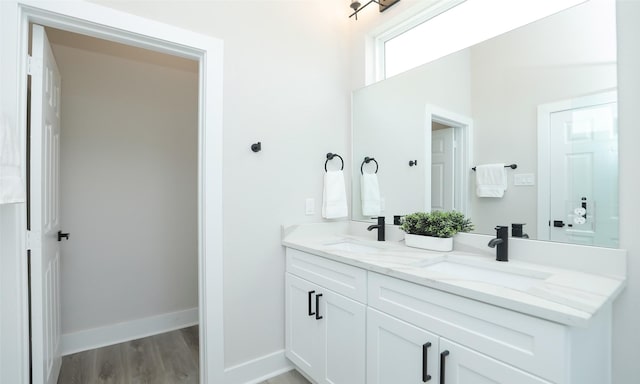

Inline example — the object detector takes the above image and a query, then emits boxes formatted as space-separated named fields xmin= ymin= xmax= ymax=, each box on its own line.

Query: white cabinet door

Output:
xmin=321 ymin=288 xmax=366 ymax=384
xmin=367 ymin=308 xmax=439 ymax=384
xmin=286 ymin=273 xmax=324 ymax=379
xmin=286 ymin=273 xmax=366 ymax=384
xmin=439 ymin=339 xmax=551 ymax=384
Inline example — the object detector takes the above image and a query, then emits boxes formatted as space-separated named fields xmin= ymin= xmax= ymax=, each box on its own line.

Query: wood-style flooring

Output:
xmin=57 ymin=326 xmax=310 ymax=384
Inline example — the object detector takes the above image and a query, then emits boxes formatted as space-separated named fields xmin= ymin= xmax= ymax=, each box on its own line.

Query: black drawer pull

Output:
xmin=308 ymin=290 xmax=315 ymax=316
xmin=315 ymin=293 xmax=323 ymax=320
xmin=440 ymin=350 xmax=450 ymax=384
xmin=422 ymin=342 xmax=432 ymax=382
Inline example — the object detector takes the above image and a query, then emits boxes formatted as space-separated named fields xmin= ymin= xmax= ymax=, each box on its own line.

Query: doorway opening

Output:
xmin=29 ymin=24 xmax=200 ymax=383
xmin=9 ymin=3 xmax=225 ymax=383
xmin=426 ymin=105 xmax=472 ymax=216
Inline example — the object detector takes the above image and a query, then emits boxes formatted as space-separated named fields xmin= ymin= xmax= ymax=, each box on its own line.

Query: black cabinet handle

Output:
xmin=315 ymin=293 xmax=323 ymax=320
xmin=308 ymin=290 xmax=315 ymax=316
xmin=57 ymin=230 xmax=70 ymax=242
xmin=422 ymin=342 xmax=432 ymax=382
xmin=440 ymin=350 xmax=450 ymax=384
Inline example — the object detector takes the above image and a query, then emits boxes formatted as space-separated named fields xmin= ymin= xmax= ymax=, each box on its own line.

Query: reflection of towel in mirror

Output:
xmin=0 ymin=116 xmax=26 ymax=204
xmin=361 ymin=172 xmax=381 ymax=216
xmin=322 ymin=170 xmax=348 ymax=219
xmin=475 ymin=164 xmax=507 ymax=198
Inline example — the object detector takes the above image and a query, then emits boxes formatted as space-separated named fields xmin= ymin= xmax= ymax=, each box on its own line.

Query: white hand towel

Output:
xmin=361 ymin=172 xmax=381 ymax=216
xmin=0 ymin=116 xmax=26 ymax=204
xmin=475 ymin=163 xmax=507 ymax=198
xmin=322 ymin=170 xmax=348 ymax=219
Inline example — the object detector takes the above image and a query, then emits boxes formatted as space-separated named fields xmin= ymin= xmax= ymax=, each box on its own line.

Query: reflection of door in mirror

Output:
xmin=431 ymin=125 xmax=454 ymax=211
xmin=426 ymin=105 xmax=472 ymax=217
xmin=538 ymin=91 xmax=618 ymax=248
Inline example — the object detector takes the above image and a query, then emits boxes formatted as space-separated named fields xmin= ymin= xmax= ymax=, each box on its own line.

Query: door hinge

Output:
xmin=25 ymin=230 xmax=41 ymax=250
xmin=25 ymin=230 xmax=33 ymax=250
xmin=27 ymin=55 xmax=33 ymax=76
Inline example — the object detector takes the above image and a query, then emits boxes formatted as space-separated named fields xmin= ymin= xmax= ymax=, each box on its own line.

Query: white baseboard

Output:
xmin=61 ymin=307 xmax=198 ymax=356
xmin=224 ymin=349 xmax=293 ymax=384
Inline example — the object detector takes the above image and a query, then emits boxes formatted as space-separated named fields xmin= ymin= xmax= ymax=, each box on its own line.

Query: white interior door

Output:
xmin=548 ymin=100 xmax=618 ymax=247
xmin=431 ymin=127 xmax=455 ymax=211
xmin=29 ymin=24 xmax=63 ymax=384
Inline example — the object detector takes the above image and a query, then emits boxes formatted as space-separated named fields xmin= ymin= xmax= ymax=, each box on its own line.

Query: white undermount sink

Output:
xmin=418 ymin=258 xmax=550 ymax=291
xmin=323 ymin=239 xmax=384 ymax=253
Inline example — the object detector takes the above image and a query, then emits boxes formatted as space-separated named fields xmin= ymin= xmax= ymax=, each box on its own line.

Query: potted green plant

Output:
xmin=399 ymin=211 xmax=474 ymax=251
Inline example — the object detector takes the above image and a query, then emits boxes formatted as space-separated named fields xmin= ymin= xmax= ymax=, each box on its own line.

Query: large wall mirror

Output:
xmin=352 ymin=0 xmax=619 ymax=248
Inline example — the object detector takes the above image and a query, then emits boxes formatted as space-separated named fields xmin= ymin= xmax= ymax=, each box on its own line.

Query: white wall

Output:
xmin=89 ymin=0 xmax=351 ymax=368
xmin=48 ymin=29 xmax=199 ymax=335
xmin=0 ymin=1 xmax=30 ymax=382
xmin=614 ymin=1 xmax=640 ymax=381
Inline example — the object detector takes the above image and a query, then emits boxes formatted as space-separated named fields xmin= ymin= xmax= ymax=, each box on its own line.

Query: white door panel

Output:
xmin=549 ymin=101 xmax=618 ymax=247
xmin=29 ymin=24 xmax=62 ymax=384
xmin=431 ymin=127 xmax=454 ymax=211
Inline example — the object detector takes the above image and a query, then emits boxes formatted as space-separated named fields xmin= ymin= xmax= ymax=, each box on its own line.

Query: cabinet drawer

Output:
xmin=286 ymin=248 xmax=367 ymax=303
xmin=368 ymin=272 xmax=567 ymax=383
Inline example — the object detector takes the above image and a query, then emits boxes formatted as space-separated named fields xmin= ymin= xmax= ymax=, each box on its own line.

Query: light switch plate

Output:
xmin=514 ymin=173 xmax=535 ymax=186
xmin=305 ymin=198 xmax=315 ymax=215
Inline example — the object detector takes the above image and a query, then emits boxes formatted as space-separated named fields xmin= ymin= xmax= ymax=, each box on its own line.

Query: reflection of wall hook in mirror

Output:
xmin=251 ymin=142 xmax=261 ymax=152
xmin=409 ymin=160 xmax=418 ymax=167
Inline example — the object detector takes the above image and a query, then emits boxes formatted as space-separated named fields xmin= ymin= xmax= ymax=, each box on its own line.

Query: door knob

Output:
xmin=57 ymin=231 xmax=70 ymax=241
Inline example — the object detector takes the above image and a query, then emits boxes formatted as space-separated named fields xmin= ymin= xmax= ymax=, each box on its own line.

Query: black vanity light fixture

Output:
xmin=349 ymin=0 xmax=400 ymax=20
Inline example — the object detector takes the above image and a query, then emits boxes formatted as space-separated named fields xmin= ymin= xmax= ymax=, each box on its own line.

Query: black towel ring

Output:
xmin=360 ymin=157 xmax=379 ymax=175
xmin=325 ymin=153 xmax=344 ymax=172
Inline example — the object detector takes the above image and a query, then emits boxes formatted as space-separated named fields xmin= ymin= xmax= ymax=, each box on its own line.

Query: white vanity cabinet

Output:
xmin=284 ymin=248 xmax=614 ymax=384
xmin=285 ymin=249 xmax=367 ymax=384
xmin=367 ymin=272 xmax=612 ymax=384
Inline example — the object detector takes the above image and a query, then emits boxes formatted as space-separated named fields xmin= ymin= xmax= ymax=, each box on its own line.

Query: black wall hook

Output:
xmin=251 ymin=142 xmax=261 ymax=152
xmin=409 ymin=160 xmax=418 ymax=167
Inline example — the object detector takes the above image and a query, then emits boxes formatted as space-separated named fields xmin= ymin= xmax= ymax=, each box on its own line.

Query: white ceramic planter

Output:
xmin=404 ymin=233 xmax=453 ymax=252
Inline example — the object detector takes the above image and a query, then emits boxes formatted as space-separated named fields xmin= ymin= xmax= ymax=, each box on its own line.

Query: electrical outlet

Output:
xmin=305 ymin=198 xmax=315 ymax=215
xmin=514 ymin=173 xmax=535 ymax=186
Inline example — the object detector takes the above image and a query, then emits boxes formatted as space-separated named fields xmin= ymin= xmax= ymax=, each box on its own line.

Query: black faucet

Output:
xmin=367 ymin=216 xmax=385 ymax=241
xmin=488 ymin=226 xmax=509 ymax=262
xmin=511 ymin=223 xmax=529 ymax=239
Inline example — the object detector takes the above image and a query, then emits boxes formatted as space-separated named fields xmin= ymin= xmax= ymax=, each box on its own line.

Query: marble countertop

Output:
xmin=281 ymin=222 xmax=626 ymax=328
